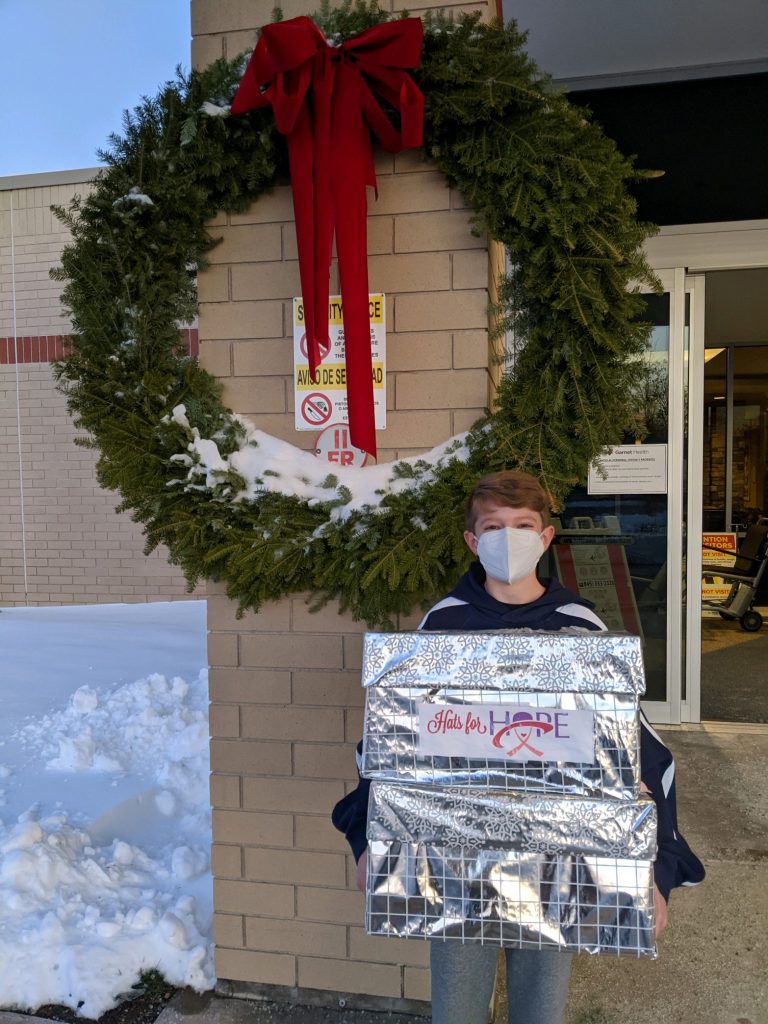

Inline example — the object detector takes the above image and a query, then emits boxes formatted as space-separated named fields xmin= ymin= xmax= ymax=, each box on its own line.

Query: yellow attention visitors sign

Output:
xmin=293 ymin=294 xmax=386 ymax=431
xmin=701 ymin=532 xmax=737 ymax=610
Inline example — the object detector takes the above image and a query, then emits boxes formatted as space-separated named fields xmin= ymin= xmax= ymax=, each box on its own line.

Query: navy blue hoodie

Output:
xmin=332 ymin=564 xmax=705 ymax=901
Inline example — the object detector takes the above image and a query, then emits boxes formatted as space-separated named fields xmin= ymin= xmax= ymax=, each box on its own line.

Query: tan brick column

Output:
xmin=193 ymin=0 xmax=498 ymax=1009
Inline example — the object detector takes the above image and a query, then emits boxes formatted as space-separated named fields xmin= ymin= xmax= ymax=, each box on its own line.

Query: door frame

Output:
xmin=682 ymin=273 xmax=705 ymax=724
xmin=644 ymin=219 xmax=768 ymax=725
xmin=639 ymin=267 xmax=687 ymax=725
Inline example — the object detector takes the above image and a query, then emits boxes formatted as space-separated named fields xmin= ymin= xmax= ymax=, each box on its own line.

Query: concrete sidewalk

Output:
xmin=153 ymin=726 xmax=765 ymax=1024
xmin=6 ymin=726 xmax=763 ymax=1024
xmin=157 ymin=990 xmax=421 ymax=1024
xmin=173 ymin=726 xmax=767 ymax=1024
xmin=565 ymin=725 xmax=768 ymax=1024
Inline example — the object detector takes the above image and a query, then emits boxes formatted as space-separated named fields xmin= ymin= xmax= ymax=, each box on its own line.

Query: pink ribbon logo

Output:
xmin=491 ymin=713 xmax=554 ymax=758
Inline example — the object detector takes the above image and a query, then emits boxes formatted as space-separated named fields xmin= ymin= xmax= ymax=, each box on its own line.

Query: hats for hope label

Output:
xmin=417 ymin=704 xmax=596 ymax=762
xmin=293 ymin=293 xmax=386 ymax=431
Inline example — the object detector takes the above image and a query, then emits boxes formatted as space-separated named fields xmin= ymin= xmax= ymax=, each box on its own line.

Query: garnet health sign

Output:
xmin=293 ymin=293 xmax=386 ymax=434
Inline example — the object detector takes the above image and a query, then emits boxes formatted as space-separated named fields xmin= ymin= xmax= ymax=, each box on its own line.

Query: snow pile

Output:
xmin=22 ymin=673 xmax=209 ymax=814
xmin=168 ymin=404 xmax=471 ymax=521
xmin=0 ymin=604 xmax=213 ymax=1017
xmin=0 ymin=813 xmax=210 ymax=1018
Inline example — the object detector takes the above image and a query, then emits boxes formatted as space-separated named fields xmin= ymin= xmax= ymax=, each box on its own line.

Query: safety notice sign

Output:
xmin=293 ymin=293 xmax=386 ymax=432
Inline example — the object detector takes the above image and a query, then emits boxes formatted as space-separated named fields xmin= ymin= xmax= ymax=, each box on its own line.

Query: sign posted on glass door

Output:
xmin=588 ymin=444 xmax=668 ymax=495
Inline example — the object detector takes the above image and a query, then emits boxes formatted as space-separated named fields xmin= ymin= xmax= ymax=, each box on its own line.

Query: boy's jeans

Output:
xmin=430 ymin=941 xmax=572 ymax=1024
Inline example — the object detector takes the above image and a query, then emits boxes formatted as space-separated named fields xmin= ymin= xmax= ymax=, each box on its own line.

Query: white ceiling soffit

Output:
xmin=503 ymin=0 xmax=768 ymax=89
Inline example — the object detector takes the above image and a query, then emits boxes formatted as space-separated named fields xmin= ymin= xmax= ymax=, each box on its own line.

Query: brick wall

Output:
xmin=0 ymin=174 xmax=91 ymax=337
xmin=207 ymin=592 xmax=432 ymax=1008
xmin=0 ymin=171 xmax=202 ymax=606
xmin=195 ymin=0 xmax=498 ymax=1010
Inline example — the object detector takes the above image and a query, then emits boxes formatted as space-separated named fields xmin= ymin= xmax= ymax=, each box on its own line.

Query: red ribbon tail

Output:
xmin=333 ymin=179 xmax=377 ymax=458
xmin=311 ymin=53 xmax=335 ymax=373
xmin=286 ymin=108 xmax=322 ymax=380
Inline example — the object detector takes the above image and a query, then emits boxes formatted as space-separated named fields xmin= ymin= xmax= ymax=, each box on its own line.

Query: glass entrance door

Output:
xmin=643 ymin=223 xmax=768 ymax=724
xmin=553 ymin=269 xmax=694 ymax=723
xmin=552 ymin=265 xmax=768 ymax=724
xmin=693 ymin=269 xmax=768 ymax=723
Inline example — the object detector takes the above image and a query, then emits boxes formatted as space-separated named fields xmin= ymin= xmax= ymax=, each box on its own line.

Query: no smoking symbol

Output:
xmin=299 ymin=333 xmax=331 ymax=363
xmin=301 ymin=392 xmax=332 ymax=426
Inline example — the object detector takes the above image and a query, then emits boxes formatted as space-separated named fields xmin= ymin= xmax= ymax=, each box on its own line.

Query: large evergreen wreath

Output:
xmin=53 ymin=4 xmax=657 ymax=626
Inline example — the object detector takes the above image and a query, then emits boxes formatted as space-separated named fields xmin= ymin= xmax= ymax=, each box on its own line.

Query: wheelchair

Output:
xmin=701 ymin=523 xmax=768 ymax=632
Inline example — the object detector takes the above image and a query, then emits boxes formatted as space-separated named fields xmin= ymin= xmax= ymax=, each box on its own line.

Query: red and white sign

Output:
xmin=293 ymin=293 xmax=386 ymax=432
xmin=314 ymin=423 xmax=369 ymax=466
xmin=300 ymin=392 xmax=333 ymax=427
xmin=417 ymin=703 xmax=596 ymax=763
xmin=553 ymin=542 xmax=642 ymax=635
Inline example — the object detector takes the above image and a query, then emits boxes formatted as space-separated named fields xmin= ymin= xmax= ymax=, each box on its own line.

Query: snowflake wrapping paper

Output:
xmin=365 ymin=782 xmax=657 ymax=957
xmin=361 ymin=630 xmax=644 ymax=799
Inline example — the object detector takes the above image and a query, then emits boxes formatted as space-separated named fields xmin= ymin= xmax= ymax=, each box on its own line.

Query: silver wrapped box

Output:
xmin=362 ymin=631 xmax=644 ymax=799
xmin=366 ymin=782 xmax=657 ymax=957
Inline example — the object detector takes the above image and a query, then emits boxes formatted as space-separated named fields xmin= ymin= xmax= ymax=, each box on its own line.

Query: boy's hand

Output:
xmin=355 ymin=850 xmax=368 ymax=893
xmin=654 ymin=884 xmax=668 ymax=937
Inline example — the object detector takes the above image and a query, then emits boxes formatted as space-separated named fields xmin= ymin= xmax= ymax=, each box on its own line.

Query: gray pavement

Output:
xmin=156 ymin=990 xmax=421 ymax=1024
xmin=161 ymin=727 xmax=766 ymax=1024
xmin=565 ymin=726 xmax=768 ymax=1024
xmin=701 ymin=617 xmax=768 ymax=722
xmin=6 ymin=726 xmax=765 ymax=1024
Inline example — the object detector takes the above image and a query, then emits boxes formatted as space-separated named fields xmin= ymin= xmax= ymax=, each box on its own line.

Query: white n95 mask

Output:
xmin=475 ymin=527 xmax=545 ymax=585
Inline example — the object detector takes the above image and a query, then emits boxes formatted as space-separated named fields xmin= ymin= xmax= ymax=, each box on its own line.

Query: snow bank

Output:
xmin=0 ymin=813 xmax=211 ymax=1018
xmin=23 ymin=673 xmax=209 ymax=807
xmin=0 ymin=604 xmax=213 ymax=1017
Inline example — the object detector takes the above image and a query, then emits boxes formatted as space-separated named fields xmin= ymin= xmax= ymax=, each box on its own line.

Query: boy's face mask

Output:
xmin=473 ymin=527 xmax=545 ymax=585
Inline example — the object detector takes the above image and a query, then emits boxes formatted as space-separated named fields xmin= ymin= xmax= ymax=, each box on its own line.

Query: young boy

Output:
xmin=332 ymin=470 xmax=705 ymax=1024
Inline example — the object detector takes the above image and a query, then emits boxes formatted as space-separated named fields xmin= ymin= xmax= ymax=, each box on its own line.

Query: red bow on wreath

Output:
xmin=231 ymin=16 xmax=424 ymax=458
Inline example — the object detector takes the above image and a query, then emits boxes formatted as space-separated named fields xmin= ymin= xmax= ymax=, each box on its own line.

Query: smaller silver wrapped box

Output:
xmin=366 ymin=782 xmax=657 ymax=957
xmin=362 ymin=631 xmax=644 ymax=799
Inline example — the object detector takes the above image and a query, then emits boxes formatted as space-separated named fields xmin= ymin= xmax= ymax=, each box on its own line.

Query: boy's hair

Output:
xmin=465 ymin=471 xmax=551 ymax=532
